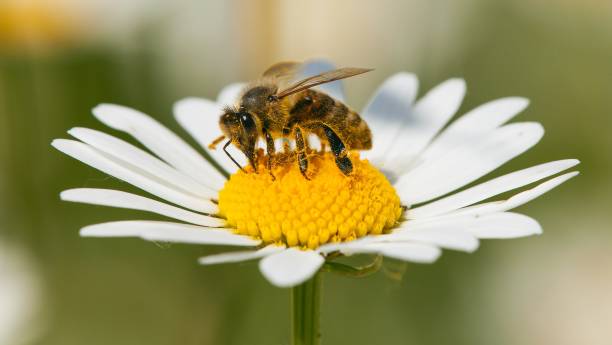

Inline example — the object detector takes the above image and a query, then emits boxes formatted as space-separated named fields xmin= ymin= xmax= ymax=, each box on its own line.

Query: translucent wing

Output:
xmin=299 ymin=60 xmax=345 ymax=101
xmin=262 ymin=61 xmax=302 ymax=78
xmin=276 ymin=67 xmax=373 ymax=98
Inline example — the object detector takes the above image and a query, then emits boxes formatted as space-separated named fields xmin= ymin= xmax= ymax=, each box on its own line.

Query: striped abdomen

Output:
xmin=288 ymin=89 xmax=372 ymax=150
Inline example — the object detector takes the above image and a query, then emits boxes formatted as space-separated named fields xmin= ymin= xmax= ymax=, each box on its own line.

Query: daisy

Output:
xmin=52 ymin=61 xmax=578 ymax=289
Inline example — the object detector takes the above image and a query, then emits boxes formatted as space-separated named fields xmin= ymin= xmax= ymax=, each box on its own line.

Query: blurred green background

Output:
xmin=1 ymin=0 xmax=610 ymax=344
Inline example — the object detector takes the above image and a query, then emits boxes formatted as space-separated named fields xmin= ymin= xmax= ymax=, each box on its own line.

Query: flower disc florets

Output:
xmin=218 ymin=152 xmax=403 ymax=249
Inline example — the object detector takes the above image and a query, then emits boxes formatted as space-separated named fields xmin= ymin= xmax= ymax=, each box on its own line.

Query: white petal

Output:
xmin=316 ymin=235 xmax=382 ymax=254
xmin=331 ymin=242 xmax=442 ymax=264
xmin=374 ymin=243 xmax=443 ymax=263
xmin=361 ymin=73 xmax=419 ymax=164
xmin=395 ymin=122 xmax=544 ymax=205
xmin=381 ymin=79 xmax=466 ymax=174
xmin=68 ymin=127 xmax=217 ymax=198
xmin=317 ymin=219 xmax=474 ymax=254
xmin=259 ymin=248 xmax=324 ymax=288
xmin=469 ymin=212 xmax=542 ymax=239
xmin=408 ymin=159 xmax=580 ymax=219
xmin=446 ymin=172 xmax=579 ymax=217
xmin=382 ymin=227 xmax=479 ymax=252
xmin=308 ymin=134 xmax=322 ymax=151
xmin=80 ymin=221 xmax=259 ymax=246
xmin=174 ymin=98 xmax=244 ymax=174
xmin=61 ymin=188 xmax=224 ymax=227
xmin=402 ymin=210 xmax=543 ymax=239
xmin=92 ymin=104 xmax=226 ymax=189
xmin=397 ymin=210 xmax=542 ymax=240
xmin=198 ymin=244 xmax=285 ymax=265
xmin=299 ymin=60 xmax=345 ymax=101
xmin=217 ymin=82 xmax=246 ymax=106
xmin=52 ymin=139 xmax=217 ymax=213
xmin=421 ymin=97 xmax=530 ymax=161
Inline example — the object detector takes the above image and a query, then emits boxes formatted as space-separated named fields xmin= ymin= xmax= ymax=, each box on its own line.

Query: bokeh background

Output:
xmin=1 ymin=0 xmax=611 ymax=344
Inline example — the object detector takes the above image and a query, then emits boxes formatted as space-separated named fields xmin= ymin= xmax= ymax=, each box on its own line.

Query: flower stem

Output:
xmin=292 ymin=272 xmax=321 ymax=345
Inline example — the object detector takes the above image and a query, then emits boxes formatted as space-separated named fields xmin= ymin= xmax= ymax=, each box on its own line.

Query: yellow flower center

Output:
xmin=218 ymin=152 xmax=402 ymax=249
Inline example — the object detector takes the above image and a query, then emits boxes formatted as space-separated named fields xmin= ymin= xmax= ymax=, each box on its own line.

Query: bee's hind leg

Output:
xmin=294 ymin=127 xmax=310 ymax=180
xmin=322 ymin=125 xmax=352 ymax=175
xmin=264 ymin=130 xmax=276 ymax=181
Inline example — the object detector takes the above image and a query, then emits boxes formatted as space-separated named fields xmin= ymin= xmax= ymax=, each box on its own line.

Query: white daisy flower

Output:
xmin=52 ymin=61 xmax=578 ymax=288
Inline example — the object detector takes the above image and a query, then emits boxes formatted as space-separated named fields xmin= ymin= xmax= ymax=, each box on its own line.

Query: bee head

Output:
xmin=240 ymin=85 xmax=280 ymax=118
xmin=219 ymin=106 xmax=258 ymax=169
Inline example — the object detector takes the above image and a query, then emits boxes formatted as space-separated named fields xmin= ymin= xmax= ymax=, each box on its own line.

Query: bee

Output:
xmin=209 ymin=62 xmax=373 ymax=179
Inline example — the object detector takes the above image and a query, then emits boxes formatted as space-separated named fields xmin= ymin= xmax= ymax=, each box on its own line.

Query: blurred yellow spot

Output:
xmin=218 ymin=153 xmax=402 ymax=249
xmin=0 ymin=2 xmax=79 ymax=49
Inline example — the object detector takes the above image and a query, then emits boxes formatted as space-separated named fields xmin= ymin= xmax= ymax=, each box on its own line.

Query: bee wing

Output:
xmin=262 ymin=61 xmax=302 ymax=78
xmin=276 ymin=67 xmax=373 ymax=98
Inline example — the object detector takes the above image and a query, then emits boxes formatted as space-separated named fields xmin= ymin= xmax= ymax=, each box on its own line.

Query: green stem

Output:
xmin=292 ymin=272 xmax=322 ymax=345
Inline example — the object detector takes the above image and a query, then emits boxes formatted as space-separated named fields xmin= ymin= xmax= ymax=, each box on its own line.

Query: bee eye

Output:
xmin=267 ymin=95 xmax=277 ymax=102
xmin=240 ymin=112 xmax=256 ymax=130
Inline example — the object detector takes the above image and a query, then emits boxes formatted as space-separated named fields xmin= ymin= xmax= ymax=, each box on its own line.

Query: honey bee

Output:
xmin=209 ymin=62 xmax=373 ymax=178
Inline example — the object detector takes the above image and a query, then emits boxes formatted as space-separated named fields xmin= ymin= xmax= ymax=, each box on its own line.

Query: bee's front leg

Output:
xmin=208 ymin=135 xmax=225 ymax=149
xmin=282 ymin=121 xmax=296 ymax=153
xmin=264 ymin=130 xmax=276 ymax=180
xmin=294 ymin=127 xmax=310 ymax=180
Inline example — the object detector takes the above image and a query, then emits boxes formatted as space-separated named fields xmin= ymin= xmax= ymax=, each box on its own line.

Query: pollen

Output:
xmin=217 ymin=153 xmax=402 ymax=249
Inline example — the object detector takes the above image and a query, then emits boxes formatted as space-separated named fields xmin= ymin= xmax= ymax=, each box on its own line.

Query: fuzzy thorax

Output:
xmin=218 ymin=153 xmax=402 ymax=249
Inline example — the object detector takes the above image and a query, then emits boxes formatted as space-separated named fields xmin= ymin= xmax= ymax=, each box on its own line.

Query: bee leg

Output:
xmin=294 ymin=127 xmax=310 ymax=180
xmin=264 ymin=130 xmax=276 ymax=181
xmin=223 ymin=140 xmax=246 ymax=172
xmin=248 ymin=155 xmax=258 ymax=173
xmin=208 ymin=135 xmax=225 ymax=149
xmin=322 ymin=125 xmax=352 ymax=175
xmin=282 ymin=120 xmax=297 ymax=153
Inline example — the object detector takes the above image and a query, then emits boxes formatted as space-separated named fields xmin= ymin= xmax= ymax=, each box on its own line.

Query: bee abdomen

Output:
xmin=342 ymin=109 xmax=372 ymax=150
xmin=325 ymin=97 xmax=371 ymax=150
xmin=290 ymin=90 xmax=371 ymax=150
